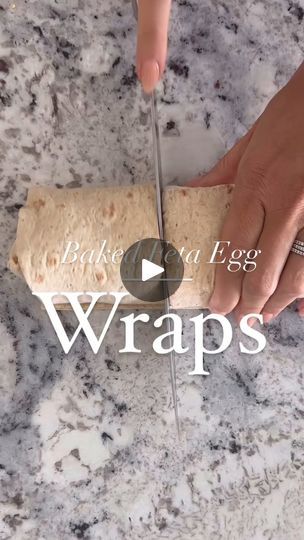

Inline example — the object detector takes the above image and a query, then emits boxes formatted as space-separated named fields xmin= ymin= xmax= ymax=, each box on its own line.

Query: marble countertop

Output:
xmin=1 ymin=0 xmax=304 ymax=538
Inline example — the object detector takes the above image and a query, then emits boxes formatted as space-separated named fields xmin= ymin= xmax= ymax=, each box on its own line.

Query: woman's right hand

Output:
xmin=136 ymin=0 xmax=171 ymax=93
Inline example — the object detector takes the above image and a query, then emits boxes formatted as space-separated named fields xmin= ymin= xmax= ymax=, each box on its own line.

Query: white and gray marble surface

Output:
xmin=1 ymin=0 xmax=304 ymax=538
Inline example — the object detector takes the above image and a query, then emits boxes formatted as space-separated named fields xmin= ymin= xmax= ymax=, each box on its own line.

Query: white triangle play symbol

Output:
xmin=142 ymin=259 xmax=164 ymax=282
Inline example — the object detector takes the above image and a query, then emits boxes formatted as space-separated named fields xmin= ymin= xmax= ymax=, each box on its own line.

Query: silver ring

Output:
xmin=293 ymin=239 xmax=304 ymax=249
xmin=291 ymin=246 xmax=304 ymax=257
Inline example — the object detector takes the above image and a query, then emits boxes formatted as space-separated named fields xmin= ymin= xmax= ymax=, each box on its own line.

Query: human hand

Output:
xmin=135 ymin=0 xmax=171 ymax=93
xmin=188 ymin=62 xmax=304 ymax=323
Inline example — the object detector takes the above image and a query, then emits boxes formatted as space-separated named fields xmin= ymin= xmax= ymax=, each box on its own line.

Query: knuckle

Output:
xmin=245 ymin=270 xmax=277 ymax=298
xmin=238 ymin=158 xmax=267 ymax=190
xmin=286 ymin=269 xmax=304 ymax=297
xmin=218 ymin=153 xmax=230 ymax=174
xmin=138 ymin=27 xmax=167 ymax=45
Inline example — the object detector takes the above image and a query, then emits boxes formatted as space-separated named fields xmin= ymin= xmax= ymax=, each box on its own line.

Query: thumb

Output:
xmin=187 ymin=127 xmax=255 ymax=187
xmin=136 ymin=0 xmax=171 ymax=94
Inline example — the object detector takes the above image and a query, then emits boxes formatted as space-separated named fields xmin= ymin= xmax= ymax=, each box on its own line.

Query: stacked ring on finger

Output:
xmin=259 ymin=230 xmax=304 ymax=321
xmin=291 ymin=239 xmax=304 ymax=257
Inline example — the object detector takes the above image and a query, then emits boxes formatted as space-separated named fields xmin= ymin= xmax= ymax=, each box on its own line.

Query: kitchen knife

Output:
xmin=132 ymin=0 xmax=180 ymax=437
xmin=150 ymin=91 xmax=181 ymax=438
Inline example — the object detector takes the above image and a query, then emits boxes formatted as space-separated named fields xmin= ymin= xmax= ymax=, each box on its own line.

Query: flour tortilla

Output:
xmin=9 ymin=183 xmax=234 ymax=309
xmin=9 ymin=183 xmax=159 ymax=305
xmin=163 ymin=184 xmax=234 ymax=309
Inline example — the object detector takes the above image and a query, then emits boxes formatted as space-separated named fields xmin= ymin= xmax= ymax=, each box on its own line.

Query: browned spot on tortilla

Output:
xmin=127 ymin=191 xmax=133 ymax=198
xmin=109 ymin=202 xmax=115 ymax=218
xmin=181 ymin=189 xmax=187 ymax=196
xmin=102 ymin=202 xmax=116 ymax=219
xmin=227 ymin=186 xmax=233 ymax=194
xmin=47 ymin=254 xmax=58 ymax=267
xmin=95 ymin=271 xmax=106 ymax=283
xmin=12 ymin=254 xmax=18 ymax=265
xmin=36 ymin=274 xmax=44 ymax=283
xmin=33 ymin=198 xmax=45 ymax=210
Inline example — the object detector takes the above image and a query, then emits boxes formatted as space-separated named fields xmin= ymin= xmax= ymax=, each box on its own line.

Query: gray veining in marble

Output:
xmin=1 ymin=0 xmax=304 ymax=538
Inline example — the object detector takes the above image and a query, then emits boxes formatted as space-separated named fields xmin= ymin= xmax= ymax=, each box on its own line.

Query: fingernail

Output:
xmin=140 ymin=60 xmax=160 ymax=93
xmin=262 ymin=312 xmax=273 ymax=324
xmin=236 ymin=314 xmax=259 ymax=326
xmin=248 ymin=317 xmax=257 ymax=327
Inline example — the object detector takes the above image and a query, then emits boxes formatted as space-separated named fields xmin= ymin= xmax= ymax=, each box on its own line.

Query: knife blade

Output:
xmin=131 ymin=0 xmax=180 ymax=437
xmin=150 ymin=91 xmax=180 ymax=438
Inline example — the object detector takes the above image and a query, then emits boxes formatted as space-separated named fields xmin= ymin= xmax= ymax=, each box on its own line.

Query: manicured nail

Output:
xmin=262 ymin=312 xmax=273 ymax=324
xmin=140 ymin=60 xmax=160 ymax=93
xmin=236 ymin=314 xmax=259 ymax=326
xmin=248 ymin=317 xmax=257 ymax=327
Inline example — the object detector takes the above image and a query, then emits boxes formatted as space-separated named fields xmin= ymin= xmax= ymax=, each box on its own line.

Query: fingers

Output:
xmin=262 ymin=229 xmax=304 ymax=321
xmin=235 ymin=213 xmax=298 ymax=321
xmin=208 ymin=188 xmax=265 ymax=315
xmin=187 ymin=127 xmax=255 ymax=188
xmin=136 ymin=0 xmax=171 ymax=93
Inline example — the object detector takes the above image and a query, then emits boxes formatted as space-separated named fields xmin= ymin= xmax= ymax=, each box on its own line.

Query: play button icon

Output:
xmin=142 ymin=259 xmax=164 ymax=282
xmin=120 ymin=238 xmax=184 ymax=303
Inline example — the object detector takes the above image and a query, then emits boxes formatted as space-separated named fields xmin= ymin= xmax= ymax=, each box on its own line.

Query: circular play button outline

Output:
xmin=120 ymin=238 xmax=184 ymax=303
